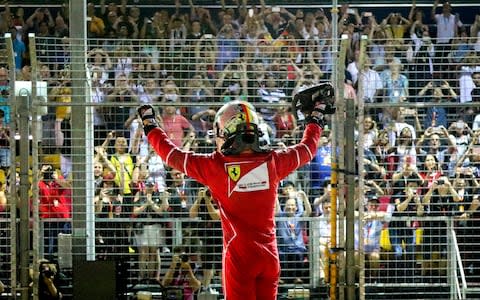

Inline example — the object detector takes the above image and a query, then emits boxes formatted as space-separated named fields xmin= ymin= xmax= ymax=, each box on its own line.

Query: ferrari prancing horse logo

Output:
xmin=227 ymin=165 xmax=241 ymax=181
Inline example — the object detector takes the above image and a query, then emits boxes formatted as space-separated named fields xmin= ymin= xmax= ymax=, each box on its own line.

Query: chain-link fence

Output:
xmin=1 ymin=2 xmax=480 ymax=299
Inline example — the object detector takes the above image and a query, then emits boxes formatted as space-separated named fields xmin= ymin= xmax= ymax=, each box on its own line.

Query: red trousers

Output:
xmin=222 ymin=235 xmax=280 ymax=300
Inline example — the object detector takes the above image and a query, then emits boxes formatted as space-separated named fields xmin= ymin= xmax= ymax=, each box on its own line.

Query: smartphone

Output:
xmin=248 ymin=8 xmax=254 ymax=17
xmin=203 ymin=34 xmax=213 ymax=39
xmin=272 ymin=6 xmax=281 ymax=13
xmin=364 ymin=12 xmax=372 ymax=17
xmin=347 ymin=8 xmax=355 ymax=14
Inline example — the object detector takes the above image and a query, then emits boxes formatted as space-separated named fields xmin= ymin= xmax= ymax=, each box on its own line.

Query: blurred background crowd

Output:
xmin=0 ymin=0 xmax=480 ymax=298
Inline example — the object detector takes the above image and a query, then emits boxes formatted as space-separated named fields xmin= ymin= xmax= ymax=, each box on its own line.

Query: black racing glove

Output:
xmin=293 ymin=83 xmax=336 ymax=127
xmin=137 ymin=104 xmax=159 ymax=136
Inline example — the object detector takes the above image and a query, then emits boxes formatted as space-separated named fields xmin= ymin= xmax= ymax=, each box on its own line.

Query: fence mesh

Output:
xmin=1 ymin=2 xmax=480 ymax=299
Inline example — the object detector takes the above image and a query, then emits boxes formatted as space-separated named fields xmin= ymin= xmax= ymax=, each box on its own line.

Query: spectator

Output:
xmin=0 ymin=110 xmax=10 ymax=170
xmin=418 ymin=154 xmax=442 ymax=189
xmin=381 ymin=12 xmax=411 ymax=44
xmin=431 ymin=0 xmax=463 ymax=74
xmin=166 ymin=169 xmax=193 ymax=221
xmin=257 ymin=72 xmax=288 ymax=137
xmin=185 ymin=74 xmax=214 ymax=122
xmin=53 ymin=14 xmax=69 ymax=38
xmin=87 ymin=48 xmax=113 ymax=84
xmin=422 ymin=176 xmax=460 ymax=280
xmin=275 ymin=190 xmax=312 ymax=284
xmin=89 ymin=66 xmax=110 ymax=144
xmin=356 ymin=55 xmax=383 ymax=106
xmin=379 ymin=58 xmax=409 ymax=125
xmin=408 ymin=21 xmax=435 ymax=90
xmin=95 ymin=171 xmax=125 ymax=258
xmin=416 ymin=126 xmax=455 ymax=173
xmin=357 ymin=195 xmax=386 ymax=281
xmin=24 ymin=8 xmax=54 ymax=35
xmin=189 ymin=187 xmax=222 ymax=293
xmin=49 ymin=76 xmax=71 ymax=149
xmin=216 ymin=24 xmax=241 ymax=71
xmin=87 ymin=2 xmax=105 ymax=38
xmin=317 ymin=199 xmax=332 ymax=283
xmin=132 ymin=177 xmax=169 ymax=281
xmin=161 ymin=245 xmax=201 ymax=299
xmin=0 ymin=68 xmax=10 ymax=126
xmin=388 ymin=126 xmax=417 ymax=173
xmin=448 ymin=119 xmax=472 ymax=161
xmin=161 ymin=98 xmax=195 ymax=148
xmin=361 ymin=116 xmax=378 ymax=151
xmin=309 ymin=133 xmax=332 ymax=200
xmin=272 ymin=100 xmax=297 ymax=140
xmin=389 ymin=163 xmax=424 ymax=281
xmin=417 ymin=80 xmax=456 ymax=129
xmin=111 ymin=135 xmax=135 ymax=200
xmin=471 ymin=14 xmax=480 ymax=53
xmin=38 ymin=259 xmax=62 ymax=300
xmin=215 ymin=61 xmax=248 ymax=102
xmin=38 ymin=164 xmax=72 ymax=259
xmin=9 ymin=26 xmax=26 ymax=70
xmin=106 ymin=74 xmax=138 ymax=138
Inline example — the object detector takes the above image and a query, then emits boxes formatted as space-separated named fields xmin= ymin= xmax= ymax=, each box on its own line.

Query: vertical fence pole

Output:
xmin=69 ymin=0 xmax=91 ymax=269
xmin=17 ymin=88 xmax=30 ymax=300
xmin=345 ymin=97 xmax=356 ymax=300
xmin=357 ymin=35 xmax=368 ymax=300
xmin=4 ymin=32 xmax=17 ymax=299
xmin=28 ymin=32 xmax=41 ymax=300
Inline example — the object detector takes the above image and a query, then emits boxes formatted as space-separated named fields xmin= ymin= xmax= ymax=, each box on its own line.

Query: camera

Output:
xmin=42 ymin=166 xmax=55 ymax=180
xmin=40 ymin=263 xmax=56 ymax=278
xmin=176 ymin=253 xmax=189 ymax=268
xmin=437 ymin=179 xmax=445 ymax=185
xmin=205 ymin=189 xmax=211 ymax=198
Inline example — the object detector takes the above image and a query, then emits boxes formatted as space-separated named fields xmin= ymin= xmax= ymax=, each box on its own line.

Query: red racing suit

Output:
xmin=147 ymin=123 xmax=321 ymax=300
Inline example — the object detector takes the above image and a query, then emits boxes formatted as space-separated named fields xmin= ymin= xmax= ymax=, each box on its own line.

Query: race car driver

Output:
xmin=137 ymin=83 xmax=335 ymax=300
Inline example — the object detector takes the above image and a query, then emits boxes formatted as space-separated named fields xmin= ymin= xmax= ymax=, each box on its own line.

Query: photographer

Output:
xmin=38 ymin=260 xmax=62 ymax=300
xmin=39 ymin=164 xmax=71 ymax=258
xmin=189 ymin=187 xmax=221 ymax=293
xmin=422 ymin=176 xmax=461 ymax=279
xmin=161 ymin=246 xmax=201 ymax=300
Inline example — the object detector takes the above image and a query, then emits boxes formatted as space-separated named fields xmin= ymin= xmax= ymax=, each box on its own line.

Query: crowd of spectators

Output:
xmin=1 ymin=0 xmax=480 ymax=295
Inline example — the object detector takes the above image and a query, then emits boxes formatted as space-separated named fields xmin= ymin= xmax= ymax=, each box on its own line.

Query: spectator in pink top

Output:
xmin=161 ymin=100 xmax=195 ymax=148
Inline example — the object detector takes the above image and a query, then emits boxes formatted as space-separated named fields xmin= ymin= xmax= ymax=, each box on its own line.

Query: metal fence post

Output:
xmin=17 ymin=88 xmax=30 ymax=300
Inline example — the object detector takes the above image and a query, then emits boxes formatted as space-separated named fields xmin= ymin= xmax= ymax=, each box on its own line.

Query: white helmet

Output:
xmin=214 ymin=101 xmax=266 ymax=155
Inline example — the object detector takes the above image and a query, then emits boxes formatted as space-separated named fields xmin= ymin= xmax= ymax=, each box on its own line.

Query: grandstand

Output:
xmin=0 ymin=0 xmax=480 ymax=299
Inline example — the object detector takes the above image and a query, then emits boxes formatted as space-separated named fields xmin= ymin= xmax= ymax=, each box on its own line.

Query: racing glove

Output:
xmin=137 ymin=104 xmax=159 ymax=136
